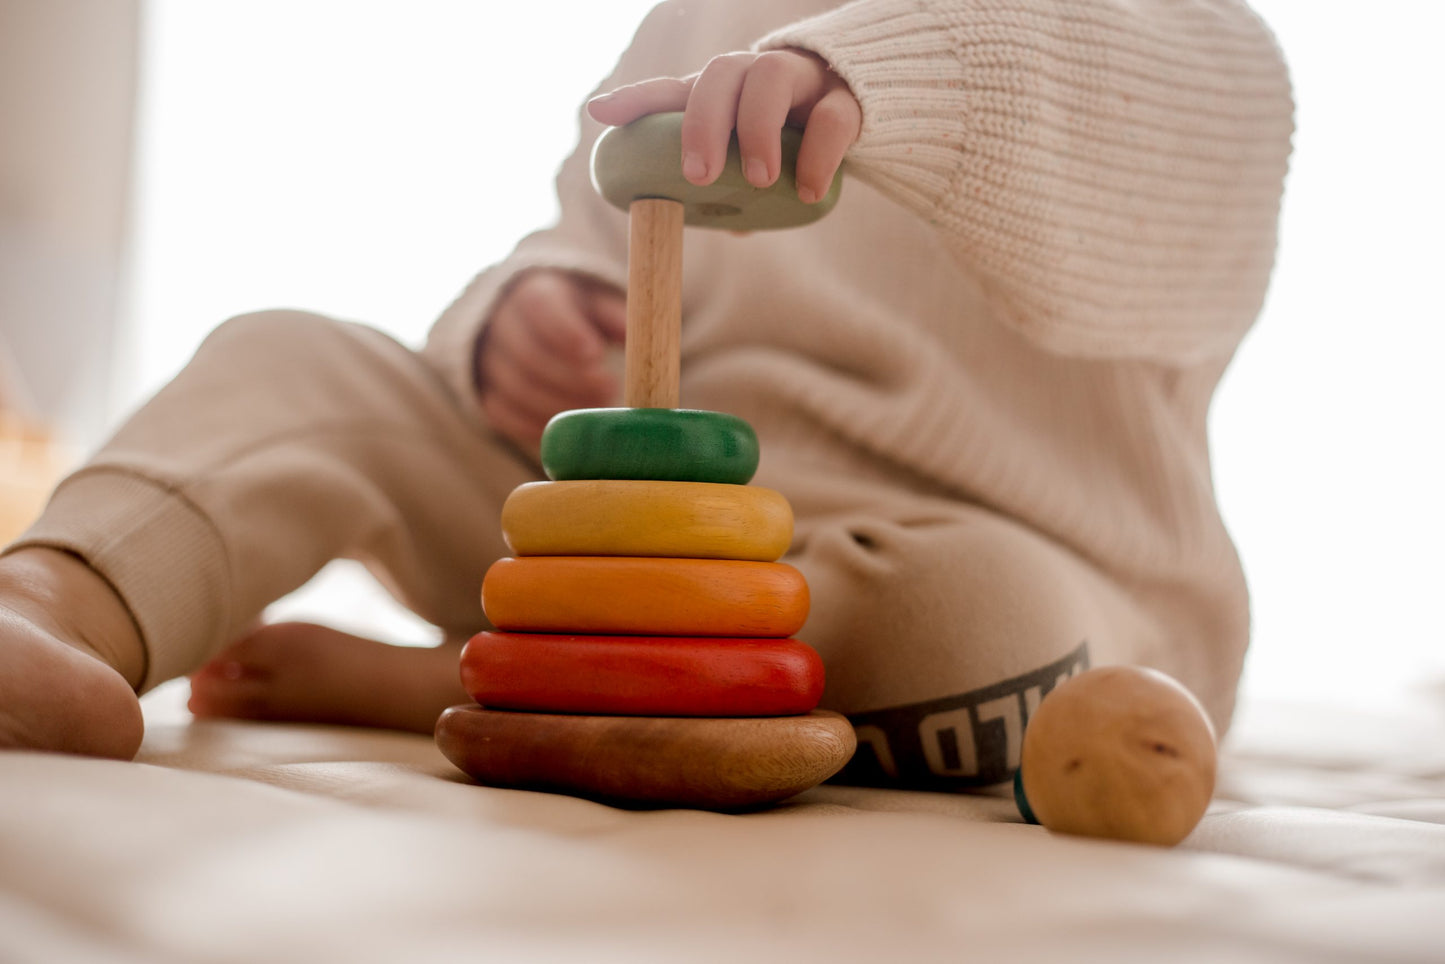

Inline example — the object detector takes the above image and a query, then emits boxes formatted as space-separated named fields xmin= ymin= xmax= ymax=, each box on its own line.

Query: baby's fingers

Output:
xmin=588 ymin=49 xmax=859 ymax=201
xmin=588 ymin=77 xmax=695 ymax=127
xmin=795 ymin=85 xmax=861 ymax=203
xmin=676 ymin=54 xmax=755 ymax=185
xmin=480 ymin=320 xmax=613 ymax=404
xmin=734 ymin=54 xmax=798 ymax=188
xmin=510 ymin=274 xmax=610 ymax=363
xmin=582 ymin=283 xmax=628 ymax=343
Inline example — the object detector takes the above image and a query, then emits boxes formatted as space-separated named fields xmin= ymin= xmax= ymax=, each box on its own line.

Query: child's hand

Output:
xmin=476 ymin=270 xmax=626 ymax=452
xmin=587 ymin=49 xmax=860 ymax=205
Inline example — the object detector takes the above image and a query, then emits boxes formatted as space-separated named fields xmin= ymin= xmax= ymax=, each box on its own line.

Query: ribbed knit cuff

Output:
xmin=6 ymin=467 xmax=233 ymax=692
xmin=421 ymin=249 xmax=630 ymax=427
xmin=757 ymin=0 xmax=969 ymax=213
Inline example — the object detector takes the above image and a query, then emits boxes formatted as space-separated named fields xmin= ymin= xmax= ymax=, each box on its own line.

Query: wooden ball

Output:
xmin=481 ymin=556 xmax=809 ymax=637
xmin=540 ymin=408 xmax=759 ymax=485
xmin=1018 ymin=666 xmax=1217 ymax=847
xmin=460 ymin=632 xmax=824 ymax=717
xmin=590 ymin=112 xmax=842 ymax=230
xmin=435 ymin=706 xmax=857 ymax=810
xmin=501 ymin=479 xmax=793 ymax=561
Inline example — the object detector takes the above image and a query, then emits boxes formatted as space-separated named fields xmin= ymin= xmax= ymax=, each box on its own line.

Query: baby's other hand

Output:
xmin=587 ymin=48 xmax=860 ymax=205
xmin=476 ymin=269 xmax=626 ymax=453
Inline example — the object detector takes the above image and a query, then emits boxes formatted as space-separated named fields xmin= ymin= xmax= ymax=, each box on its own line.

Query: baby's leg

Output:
xmin=0 ymin=547 xmax=145 ymax=757
xmin=1 ymin=310 xmax=533 ymax=756
xmin=792 ymin=504 xmax=1167 ymax=790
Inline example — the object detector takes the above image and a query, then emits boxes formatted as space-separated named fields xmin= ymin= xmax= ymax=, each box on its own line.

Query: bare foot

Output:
xmin=0 ymin=548 xmax=146 ymax=759
xmin=188 ymin=622 xmax=470 ymax=735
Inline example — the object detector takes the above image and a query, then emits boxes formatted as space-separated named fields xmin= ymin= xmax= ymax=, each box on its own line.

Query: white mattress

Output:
xmin=2 ymin=682 xmax=1442 ymax=963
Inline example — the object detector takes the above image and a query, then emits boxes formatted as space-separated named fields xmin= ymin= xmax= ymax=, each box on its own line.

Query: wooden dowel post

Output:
xmin=624 ymin=198 xmax=685 ymax=409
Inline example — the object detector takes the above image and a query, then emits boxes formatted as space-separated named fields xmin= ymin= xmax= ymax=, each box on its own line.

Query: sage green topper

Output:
xmin=590 ymin=112 xmax=843 ymax=230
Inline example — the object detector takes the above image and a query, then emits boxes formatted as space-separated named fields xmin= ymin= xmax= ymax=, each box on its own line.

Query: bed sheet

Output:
xmin=2 ymin=682 xmax=1442 ymax=963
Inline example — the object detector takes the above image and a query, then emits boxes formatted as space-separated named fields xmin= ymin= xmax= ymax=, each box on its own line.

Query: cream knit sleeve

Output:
xmin=758 ymin=0 xmax=1294 ymax=363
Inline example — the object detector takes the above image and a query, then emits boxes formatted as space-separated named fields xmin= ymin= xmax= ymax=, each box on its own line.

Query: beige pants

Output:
xmin=18 ymin=311 xmax=1161 ymax=788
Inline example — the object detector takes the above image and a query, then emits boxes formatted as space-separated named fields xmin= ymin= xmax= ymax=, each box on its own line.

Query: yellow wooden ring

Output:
xmin=481 ymin=556 xmax=809 ymax=637
xmin=501 ymin=480 xmax=794 ymax=561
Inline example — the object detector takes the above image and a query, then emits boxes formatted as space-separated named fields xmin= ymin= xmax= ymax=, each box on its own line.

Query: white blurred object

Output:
xmin=265 ymin=559 xmax=443 ymax=648
xmin=0 ymin=1 xmax=139 ymax=448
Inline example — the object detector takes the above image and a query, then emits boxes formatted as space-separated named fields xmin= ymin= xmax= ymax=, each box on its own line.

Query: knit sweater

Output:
xmin=422 ymin=0 xmax=1293 ymax=727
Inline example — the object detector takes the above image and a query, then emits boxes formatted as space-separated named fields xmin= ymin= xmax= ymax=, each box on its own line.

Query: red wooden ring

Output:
xmin=460 ymin=632 xmax=825 ymax=717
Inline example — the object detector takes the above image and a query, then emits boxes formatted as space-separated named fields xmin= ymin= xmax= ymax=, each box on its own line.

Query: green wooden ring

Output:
xmin=540 ymin=408 xmax=759 ymax=484
xmin=1014 ymin=768 xmax=1041 ymax=825
xmin=590 ymin=112 xmax=842 ymax=230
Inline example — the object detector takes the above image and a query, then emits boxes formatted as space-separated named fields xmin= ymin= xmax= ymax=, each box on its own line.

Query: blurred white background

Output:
xmin=79 ymin=0 xmax=1445 ymax=707
xmin=1211 ymin=0 xmax=1445 ymax=706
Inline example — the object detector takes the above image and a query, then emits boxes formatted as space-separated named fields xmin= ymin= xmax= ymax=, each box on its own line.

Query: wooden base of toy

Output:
xmin=435 ymin=706 xmax=856 ymax=810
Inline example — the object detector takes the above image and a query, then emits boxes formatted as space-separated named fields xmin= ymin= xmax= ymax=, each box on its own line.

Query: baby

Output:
xmin=0 ymin=0 xmax=1293 ymax=788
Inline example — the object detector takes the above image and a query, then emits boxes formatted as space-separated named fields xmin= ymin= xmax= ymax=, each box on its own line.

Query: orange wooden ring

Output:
xmin=460 ymin=632 xmax=824 ymax=717
xmin=481 ymin=557 xmax=808 ymax=637
xmin=501 ymin=480 xmax=794 ymax=561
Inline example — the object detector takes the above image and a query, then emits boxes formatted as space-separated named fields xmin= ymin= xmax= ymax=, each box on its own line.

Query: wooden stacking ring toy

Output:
xmin=461 ymin=632 xmax=825 ymax=717
xmin=540 ymin=407 xmax=759 ymax=484
xmin=591 ymin=111 xmax=843 ymax=231
xmin=501 ymin=479 xmax=793 ymax=560
xmin=1015 ymin=666 xmax=1218 ymax=847
xmin=438 ymin=110 xmax=854 ymax=811
xmin=481 ymin=556 xmax=809 ymax=637
xmin=436 ymin=707 xmax=857 ymax=810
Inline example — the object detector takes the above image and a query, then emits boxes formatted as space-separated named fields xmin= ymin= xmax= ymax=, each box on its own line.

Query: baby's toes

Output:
xmin=185 ymin=623 xmax=320 ymax=720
